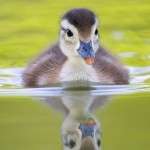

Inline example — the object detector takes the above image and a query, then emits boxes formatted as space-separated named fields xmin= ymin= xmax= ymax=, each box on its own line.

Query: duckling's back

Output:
xmin=93 ymin=46 xmax=129 ymax=84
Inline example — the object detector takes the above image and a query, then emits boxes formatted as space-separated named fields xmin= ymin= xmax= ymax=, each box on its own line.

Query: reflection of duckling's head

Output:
xmin=61 ymin=116 xmax=101 ymax=150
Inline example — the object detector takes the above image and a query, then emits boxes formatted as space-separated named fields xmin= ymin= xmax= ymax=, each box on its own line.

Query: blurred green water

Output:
xmin=0 ymin=0 xmax=150 ymax=67
xmin=97 ymin=93 xmax=150 ymax=150
xmin=0 ymin=97 xmax=63 ymax=150
xmin=0 ymin=0 xmax=150 ymax=150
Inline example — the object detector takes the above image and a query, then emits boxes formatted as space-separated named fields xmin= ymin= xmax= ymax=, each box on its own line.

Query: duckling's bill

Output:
xmin=77 ymin=41 xmax=95 ymax=65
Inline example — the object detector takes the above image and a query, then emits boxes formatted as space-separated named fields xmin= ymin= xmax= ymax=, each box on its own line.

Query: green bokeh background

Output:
xmin=0 ymin=0 xmax=150 ymax=67
xmin=0 ymin=0 xmax=150 ymax=150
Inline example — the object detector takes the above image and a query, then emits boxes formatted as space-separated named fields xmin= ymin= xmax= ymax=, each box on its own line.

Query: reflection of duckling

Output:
xmin=61 ymin=92 xmax=103 ymax=150
xmin=39 ymin=90 xmax=111 ymax=150
xmin=23 ymin=8 xmax=129 ymax=87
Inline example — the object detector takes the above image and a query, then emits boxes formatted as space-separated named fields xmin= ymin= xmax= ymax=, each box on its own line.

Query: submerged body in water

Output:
xmin=23 ymin=8 xmax=129 ymax=87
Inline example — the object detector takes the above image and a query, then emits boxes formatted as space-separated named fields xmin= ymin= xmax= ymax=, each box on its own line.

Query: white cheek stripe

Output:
xmin=61 ymin=19 xmax=78 ymax=35
xmin=60 ymin=19 xmax=80 ymax=57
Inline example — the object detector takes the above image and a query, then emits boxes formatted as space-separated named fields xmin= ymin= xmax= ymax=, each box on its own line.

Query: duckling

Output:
xmin=23 ymin=8 xmax=129 ymax=87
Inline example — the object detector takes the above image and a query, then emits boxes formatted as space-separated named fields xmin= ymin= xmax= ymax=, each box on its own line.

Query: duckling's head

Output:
xmin=59 ymin=8 xmax=99 ymax=65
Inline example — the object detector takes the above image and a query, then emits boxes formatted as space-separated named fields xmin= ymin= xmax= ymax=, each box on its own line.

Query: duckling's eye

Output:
xmin=67 ymin=29 xmax=73 ymax=37
xmin=69 ymin=140 xmax=76 ymax=148
xmin=95 ymin=29 xmax=98 ymax=35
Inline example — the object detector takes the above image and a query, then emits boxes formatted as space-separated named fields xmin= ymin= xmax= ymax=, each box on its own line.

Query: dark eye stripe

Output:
xmin=61 ymin=27 xmax=66 ymax=31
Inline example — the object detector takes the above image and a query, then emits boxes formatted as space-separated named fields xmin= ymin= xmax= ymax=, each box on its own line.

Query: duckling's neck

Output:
xmin=67 ymin=56 xmax=85 ymax=64
xmin=60 ymin=55 xmax=99 ymax=82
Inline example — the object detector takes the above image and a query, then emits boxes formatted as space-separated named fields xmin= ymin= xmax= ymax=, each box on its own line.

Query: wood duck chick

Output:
xmin=23 ymin=8 xmax=129 ymax=87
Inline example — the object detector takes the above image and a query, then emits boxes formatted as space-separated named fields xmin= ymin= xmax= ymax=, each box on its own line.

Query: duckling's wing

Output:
xmin=93 ymin=46 xmax=129 ymax=84
xmin=23 ymin=43 xmax=67 ymax=87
